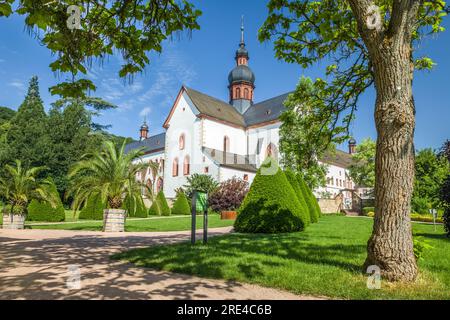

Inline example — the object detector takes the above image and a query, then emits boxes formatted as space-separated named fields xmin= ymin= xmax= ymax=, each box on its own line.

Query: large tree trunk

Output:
xmin=363 ymin=40 xmax=418 ymax=282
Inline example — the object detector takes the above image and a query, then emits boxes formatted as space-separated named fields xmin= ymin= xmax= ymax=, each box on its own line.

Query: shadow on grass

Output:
xmin=114 ymin=232 xmax=366 ymax=283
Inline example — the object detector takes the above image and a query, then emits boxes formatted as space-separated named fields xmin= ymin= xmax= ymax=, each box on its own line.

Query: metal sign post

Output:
xmin=203 ymin=197 xmax=209 ymax=245
xmin=191 ymin=191 xmax=197 ymax=245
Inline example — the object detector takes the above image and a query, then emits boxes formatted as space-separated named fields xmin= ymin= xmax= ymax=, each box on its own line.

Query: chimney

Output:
xmin=140 ymin=121 xmax=149 ymax=141
xmin=348 ymin=138 xmax=357 ymax=155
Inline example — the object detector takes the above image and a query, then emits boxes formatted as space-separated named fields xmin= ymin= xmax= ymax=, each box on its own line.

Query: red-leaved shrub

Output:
xmin=208 ymin=177 xmax=249 ymax=212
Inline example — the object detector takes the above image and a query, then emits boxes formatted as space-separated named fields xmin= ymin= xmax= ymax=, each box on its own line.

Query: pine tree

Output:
xmin=6 ymin=76 xmax=50 ymax=168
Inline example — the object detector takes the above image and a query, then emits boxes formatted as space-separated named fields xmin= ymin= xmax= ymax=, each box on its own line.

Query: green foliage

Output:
xmin=79 ymin=194 xmax=105 ymax=220
xmin=349 ymin=138 xmax=376 ymax=188
xmin=412 ymin=197 xmax=431 ymax=215
xmin=67 ymin=141 xmax=145 ymax=212
xmin=184 ymin=174 xmax=219 ymax=198
xmin=3 ymin=76 xmax=51 ymax=169
xmin=297 ymin=174 xmax=320 ymax=223
xmin=279 ymin=77 xmax=330 ymax=190
xmin=2 ymin=1 xmax=201 ymax=98
xmin=27 ymin=179 xmax=65 ymax=222
xmin=171 ymin=191 xmax=191 ymax=216
xmin=235 ymin=158 xmax=308 ymax=233
xmin=439 ymin=175 xmax=450 ymax=236
xmin=148 ymin=191 xmax=171 ymax=216
xmin=413 ymin=237 xmax=434 ymax=262
xmin=284 ymin=169 xmax=310 ymax=225
xmin=413 ymin=148 xmax=449 ymax=209
xmin=0 ymin=106 xmax=15 ymax=124
xmin=259 ymin=1 xmax=447 ymax=154
xmin=0 ymin=160 xmax=59 ymax=216
xmin=122 ymin=195 xmax=148 ymax=218
xmin=363 ymin=207 xmax=375 ymax=215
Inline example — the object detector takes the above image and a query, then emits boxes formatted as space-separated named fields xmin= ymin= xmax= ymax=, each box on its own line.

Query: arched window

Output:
xmin=266 ymin=143 xmax=279 ymax=161
xmin=183 ymin=155 xmax=190 ymax=176
xmin=236 ymin=88 xmax=241 ymax=99
xmin=223 ymin=136 xmax=230 ymax=153
xmin=244 ymin=88 xmax=249 ymax=99
xmin=172 ymin=158 xmax=179 ymax=177
xmin=179 ymin=134 xmax=185 ymax=150
xmin=157 ymin=178 xmax=164 ymax=193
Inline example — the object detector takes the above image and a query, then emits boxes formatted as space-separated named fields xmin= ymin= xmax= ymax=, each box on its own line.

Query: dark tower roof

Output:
xmin=228 ymin=65 xmax=255 ymax=85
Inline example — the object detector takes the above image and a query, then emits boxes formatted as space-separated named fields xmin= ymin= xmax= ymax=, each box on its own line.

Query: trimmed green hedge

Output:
xmin=297 ymin=174 xmax=320 ymax=223
xmin=284 ymin=169 xmax=310 ymax=226
xmin=172 ymin=192 xmax=191 ymax=215
xmin=27 ymin=182 xmax=65 ymax=222
xmin=235 ymin=158 xmax=308 ymax=233
xmin=149 ymin=191 xmax=171 ymax=216
xmin=79 ymin=194 xmax=106 ymax=220
xmin=122 ymin=196 xmax=148 ymax=218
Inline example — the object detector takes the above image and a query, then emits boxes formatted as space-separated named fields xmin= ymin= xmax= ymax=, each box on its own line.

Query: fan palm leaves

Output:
xmin=143 ymin=160 xmax=160 ymax=201
xmin=67 ymin=140 xmax=146 ymax=214
xmin=0 ymin=160 xmax=59 ymax=215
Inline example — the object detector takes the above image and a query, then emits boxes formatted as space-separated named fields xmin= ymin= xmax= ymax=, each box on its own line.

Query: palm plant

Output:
xmin=144 ymin=160 xmax=160 ymax=202
xmin=67 ymin=140 xmax=145 ymax=215
xmin=0 ymin=160 xmax=58 ymax=216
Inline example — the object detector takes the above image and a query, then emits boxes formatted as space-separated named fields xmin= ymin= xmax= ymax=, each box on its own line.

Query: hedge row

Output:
xmin=26 ymin=181 xmax=65 ymax=222
xmin=122 ymin=196 xmax=148 ymax=218
xmin=79 ymin=194 xmax=105 ymax=220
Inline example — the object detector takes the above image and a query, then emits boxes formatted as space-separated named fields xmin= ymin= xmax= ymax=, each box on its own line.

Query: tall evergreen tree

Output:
xmin=6 ymin=76 xmax=50 ymax=169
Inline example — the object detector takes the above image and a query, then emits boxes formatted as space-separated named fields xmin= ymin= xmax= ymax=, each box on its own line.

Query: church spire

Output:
xmin=228 ymin=16 xmax=255 ymax=114
xmin=240 ymin=15 xmax=245 ymax=45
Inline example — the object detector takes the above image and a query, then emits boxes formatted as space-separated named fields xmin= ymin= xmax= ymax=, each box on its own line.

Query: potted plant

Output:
xmin=208 ymin=177 xmax=249 ymax=220
xmin=0 ymin=160 xmax=58 ymax=230
xmin=67 ymin=141 xmax=145 ymax=232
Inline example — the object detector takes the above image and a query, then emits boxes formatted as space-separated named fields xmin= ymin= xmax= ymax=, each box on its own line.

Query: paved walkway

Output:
xmin=0 ymin=228 xmax=320 ymax=300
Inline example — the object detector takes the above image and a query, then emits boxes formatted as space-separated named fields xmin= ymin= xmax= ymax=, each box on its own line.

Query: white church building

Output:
xmin=125 ymin=24 xmax=358 ymax=207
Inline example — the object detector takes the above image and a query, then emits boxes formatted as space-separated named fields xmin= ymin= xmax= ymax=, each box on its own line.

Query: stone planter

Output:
xmin=103 ymin=209 xmax=126 ymax=232
xmin=221 ymin=211 xmax=237 ymax=220
xmin=2 ymin=212 xmax=26 ymax=230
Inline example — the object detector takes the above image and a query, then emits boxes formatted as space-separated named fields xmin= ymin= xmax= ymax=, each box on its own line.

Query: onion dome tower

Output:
xmin=140 ymin=120 xmax=149 ymax=141
xmin=228 ymin=17 xmax=255 ymax=114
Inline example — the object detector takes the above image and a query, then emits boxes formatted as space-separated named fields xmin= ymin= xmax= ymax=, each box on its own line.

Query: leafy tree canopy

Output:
xmin=260 ymin=0 xmax=448 ymax=156
xmin=0 ymin=0 xmax=201 ymax=98
xmin=0 ymin=106 xmax=16 ymax=124
xmin=349 ymin=138 xmax=376 ymax=188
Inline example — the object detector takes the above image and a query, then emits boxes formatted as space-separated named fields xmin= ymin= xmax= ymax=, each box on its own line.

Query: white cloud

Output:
xmin=139 ymin=107 xmax=152 ymax=118
xmin=9 ymin=80 xmax=25 ymax=91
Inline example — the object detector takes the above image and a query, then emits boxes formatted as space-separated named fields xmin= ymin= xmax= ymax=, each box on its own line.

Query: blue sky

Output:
xmin=0 ymin=0 xmax=448 ymax=151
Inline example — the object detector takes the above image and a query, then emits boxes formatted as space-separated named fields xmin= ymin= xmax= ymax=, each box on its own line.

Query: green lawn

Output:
xmin=27 ymin=214 xmax=234 ymax=232
xmin=113 ymin=215 xmax=450 ymax=300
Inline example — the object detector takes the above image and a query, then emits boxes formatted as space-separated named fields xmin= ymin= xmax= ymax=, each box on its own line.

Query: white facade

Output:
xmin=133 ymin=87 xmax=355 ymax=202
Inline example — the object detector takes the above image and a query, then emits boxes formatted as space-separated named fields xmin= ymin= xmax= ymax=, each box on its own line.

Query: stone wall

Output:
xmin=318 ymin=194 xmax=343 ymax=214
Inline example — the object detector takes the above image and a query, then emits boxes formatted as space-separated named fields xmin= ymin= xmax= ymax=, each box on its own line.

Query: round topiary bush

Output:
xmin=297 ymin=174 xmax=320 ymax=223
xmin=27 ymin=180 xmax=65 ymax=222
xmin=235 ymin=158 xmax=308 ymax=233
xmin=284 ymin=169 xmax=310 ymax=226
xmin=122 ymin=196 xmax=148 ymax=218
xmin=148 ymin=191 xmax=171 ymax=216
xmin=172 ymin=192 xmax=191 ymax=215
xmin=79 ymin=194 xmax=105 ymax=220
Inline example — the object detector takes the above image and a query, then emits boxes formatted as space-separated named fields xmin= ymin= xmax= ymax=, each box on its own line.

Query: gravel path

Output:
xmin=0 ymin=228 xmax=322 ymax=300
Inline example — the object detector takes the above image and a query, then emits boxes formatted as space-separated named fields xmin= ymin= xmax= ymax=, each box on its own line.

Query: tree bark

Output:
xmin=347 ymin=0 xmax=420 ymax=282
xmin=363 ymin=39 xmax=418 ymax=282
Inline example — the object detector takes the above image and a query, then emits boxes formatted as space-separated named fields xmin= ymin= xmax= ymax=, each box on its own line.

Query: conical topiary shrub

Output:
xmin=235 ymin=158 xmax=308 ymax=233
xmin=148 ymin=191 xmax=171 ymax=216
xmin=27 ymin=181 xmax=65 ymax=222
xmin=172 ymin=192 xmax=191 ymax=215
xmin=297 ymin=174 xmax=320 ymax=223
xmin=122 ymin=195 xmax=148 ymax=218
xmin=284 ymin=169 xmax=310 ymax=226
xmin=79 ymin=194 xmax=106 ymax=220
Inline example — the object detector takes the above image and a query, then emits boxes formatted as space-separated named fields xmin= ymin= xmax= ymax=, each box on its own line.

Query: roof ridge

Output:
xmin=184 ymin=86 xmax=231 ymax=107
